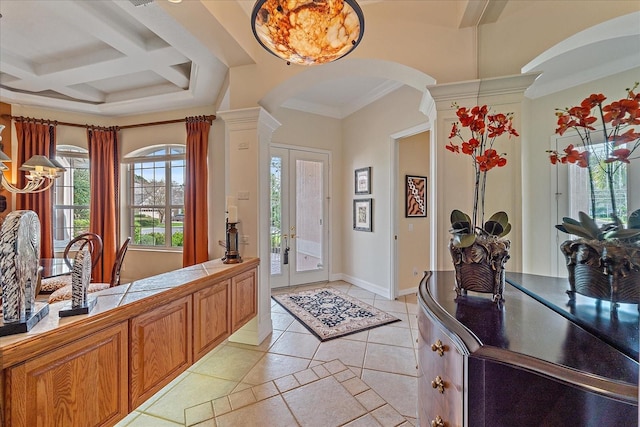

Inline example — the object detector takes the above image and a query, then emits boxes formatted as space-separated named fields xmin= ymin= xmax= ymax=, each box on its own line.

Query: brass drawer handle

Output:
xmin=431 ymin=415 xmax=445 ymax=427
xmin=431 ymin=375 xmax=445 ymax=394
xmin=431 ymin=339 xmax=446 ymax=356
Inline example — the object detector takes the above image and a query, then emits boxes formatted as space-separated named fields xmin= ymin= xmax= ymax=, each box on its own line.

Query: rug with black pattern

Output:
xmin=272 ymin=287 xmax=400 ymax=341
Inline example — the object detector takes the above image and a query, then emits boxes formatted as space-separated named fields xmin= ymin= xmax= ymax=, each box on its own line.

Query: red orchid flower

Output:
xmin=605 ymin=148 xmax=632 ymax=164
xmin=445 ymin=142 xmax=459 ymax=153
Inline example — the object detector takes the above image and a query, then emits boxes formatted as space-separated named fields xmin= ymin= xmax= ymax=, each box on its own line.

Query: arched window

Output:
xmin=125 ymin=145 xmax=185 ymax=249
xmin=53 ymin=145 xmax=90 ymax=249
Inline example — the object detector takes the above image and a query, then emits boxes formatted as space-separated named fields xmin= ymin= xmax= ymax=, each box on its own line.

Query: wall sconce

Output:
xmin=0 ymin=124 xmax=66 ymax=194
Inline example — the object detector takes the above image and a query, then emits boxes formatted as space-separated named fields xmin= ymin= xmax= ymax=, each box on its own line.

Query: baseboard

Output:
xmin=397 ymin=286 xmax=418 ymax=297
xmin=338 ymin=273 xmax=393 ymax=299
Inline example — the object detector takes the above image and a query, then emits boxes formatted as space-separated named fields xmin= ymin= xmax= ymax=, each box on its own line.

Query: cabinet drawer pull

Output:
xmin=431 ymin=375 xmax=445 ymax=393
xmin=431 ymin=415 xmax=445 ymax=427
xmin=431 ymin=339 xmax=446 ymax=356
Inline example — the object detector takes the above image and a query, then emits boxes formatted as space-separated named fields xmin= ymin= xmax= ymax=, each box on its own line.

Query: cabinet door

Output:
xmin=231 ymin=268 xmax=257 ymax=332
xmin=193 ymin=279 xmax=231 ymax=361
xmin=129 ymin=296 xmax=192 ymax=409
xmin=418 ymin=309 xmax=464 ymax=427
xmin=6 ymin=322 xmax=128 ymax=427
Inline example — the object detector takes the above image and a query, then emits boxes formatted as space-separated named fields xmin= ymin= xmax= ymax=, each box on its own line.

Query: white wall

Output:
xmin=522 ymin=67 xmax=640 ymax=276
xmin=341 ymin=86 xmax=428 ymax=298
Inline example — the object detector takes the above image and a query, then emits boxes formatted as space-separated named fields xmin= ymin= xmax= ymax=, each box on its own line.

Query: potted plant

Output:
xmin=548 ymin=83 xmax=640 ymax=311
xmin=446 ymin=104 xmax=519 ymax=305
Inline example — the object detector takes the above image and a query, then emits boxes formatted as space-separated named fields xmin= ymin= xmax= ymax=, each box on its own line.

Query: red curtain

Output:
xmin=183 ymin=116 xmax=210 ymax=267
xmin=15 ymin=119 xmax=56 ymax=258
xmin=87 ymin=127 xmax=119 ymax=283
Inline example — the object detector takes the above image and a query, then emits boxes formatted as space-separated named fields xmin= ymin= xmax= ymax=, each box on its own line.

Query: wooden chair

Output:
xmin=49 ymin=237 xmax=131 ymax=303
xmin=39 ymin=232 xmax=103 ymax=293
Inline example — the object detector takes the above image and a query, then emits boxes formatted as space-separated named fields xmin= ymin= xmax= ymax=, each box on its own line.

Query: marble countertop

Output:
xmin=1 ymin=257 xmax=259 ymax=368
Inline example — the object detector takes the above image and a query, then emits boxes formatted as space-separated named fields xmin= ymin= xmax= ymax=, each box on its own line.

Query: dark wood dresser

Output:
xmin=417 ymin=271 xmax=638 ymax=427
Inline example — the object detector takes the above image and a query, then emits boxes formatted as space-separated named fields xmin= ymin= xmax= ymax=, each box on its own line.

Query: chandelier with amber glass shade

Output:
xmin=251 ymin=0 xmax=365 ymax=65
xmin=0 ymin=124 xmax=66 ymax=194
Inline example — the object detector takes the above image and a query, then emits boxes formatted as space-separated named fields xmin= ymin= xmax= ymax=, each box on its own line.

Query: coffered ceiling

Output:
xmin=0 ymin=1 xmax=638 ymax=118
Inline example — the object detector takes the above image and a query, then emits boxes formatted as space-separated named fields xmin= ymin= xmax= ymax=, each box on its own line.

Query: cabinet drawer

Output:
xmin=418 ymin=308 xmax=464 ymax=427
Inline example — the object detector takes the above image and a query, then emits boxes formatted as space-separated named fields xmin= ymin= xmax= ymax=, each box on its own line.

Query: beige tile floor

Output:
xmin=116 ymin=281 xmax=419 ymax=427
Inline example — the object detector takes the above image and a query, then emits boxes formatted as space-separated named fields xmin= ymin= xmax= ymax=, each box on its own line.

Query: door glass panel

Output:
xmin=295 ymin=159 xmax=323 ymax=272
xmin=270 ymin=156 xmax=283 ymax=275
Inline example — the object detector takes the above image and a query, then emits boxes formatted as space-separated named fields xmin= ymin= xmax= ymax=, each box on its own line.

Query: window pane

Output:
xmin=131 ymin=208 xmax=165 ymax=246
xmin=170 ymin=160 xmax=185 ymax=205
xmin=53 ymin=150 xmax=90 ymax=249
xmin=569 ymin=143 xmax=628 ymax=225
xmin=270 ymin=156 xmax=282 ymax=276
xmin=170 ymin=208 xmax=184 ymax=247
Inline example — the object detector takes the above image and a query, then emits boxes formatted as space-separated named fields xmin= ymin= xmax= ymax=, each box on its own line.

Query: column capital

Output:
xmin=217 ymin=107 xmax=281 ymax=134
xmin=426 ymin=72 xmax=541 ymax=112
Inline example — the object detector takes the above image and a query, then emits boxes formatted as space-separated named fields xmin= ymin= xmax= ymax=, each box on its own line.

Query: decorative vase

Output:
xmin=560 ymin=240 xmax=640 ymax=312
xmin=449 ymin=237 xmax=510 ymax=306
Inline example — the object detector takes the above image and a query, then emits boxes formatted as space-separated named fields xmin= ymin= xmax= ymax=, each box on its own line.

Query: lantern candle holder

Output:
xmin=223 ymin=219 xmax=242 ymax=264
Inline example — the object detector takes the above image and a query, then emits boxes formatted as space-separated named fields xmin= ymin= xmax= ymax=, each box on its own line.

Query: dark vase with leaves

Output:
xmin=446 ymin=104 xmax=519 ymax=306
xmin=548 ymin=83 xmax=640 ymax=312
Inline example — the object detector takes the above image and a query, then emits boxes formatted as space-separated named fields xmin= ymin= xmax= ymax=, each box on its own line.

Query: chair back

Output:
xmin=63 ymin=233 xmax=103 ymax=270
xmin=110 ymin=237 xmax=131 ymax=287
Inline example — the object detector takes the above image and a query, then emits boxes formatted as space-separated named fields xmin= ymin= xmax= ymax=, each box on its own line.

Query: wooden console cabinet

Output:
xmin=418 ymin=271 xmax=638 ymax=427
xmin=1 ymin=258 xmax=259 ymax=427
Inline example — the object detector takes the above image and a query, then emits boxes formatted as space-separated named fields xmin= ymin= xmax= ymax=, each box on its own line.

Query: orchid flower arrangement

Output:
xmin=548 ymin=83 xmax=640 ymax=242
xmin=446 ymin=104 xmax=519 ymax=248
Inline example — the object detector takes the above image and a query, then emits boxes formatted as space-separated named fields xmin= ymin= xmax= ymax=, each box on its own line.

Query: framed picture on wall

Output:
xmin=353 ymin=198 xmax=373 ymax=232
xmin=406 ymin=175 xmax=427 ymax=217
xmin=354 ymin=167 xmax=371 ymax=195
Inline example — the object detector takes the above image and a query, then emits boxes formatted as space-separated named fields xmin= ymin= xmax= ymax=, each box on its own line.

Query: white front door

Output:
xmin=270 ymin=147 xmax=329 ymax=288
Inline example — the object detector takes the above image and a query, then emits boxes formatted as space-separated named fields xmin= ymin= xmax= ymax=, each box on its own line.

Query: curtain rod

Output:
xmin=0 ymin=114 xmax=216 ymax=130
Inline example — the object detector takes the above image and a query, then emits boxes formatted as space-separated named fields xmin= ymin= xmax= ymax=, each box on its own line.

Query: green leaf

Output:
xmin=628 ymin=209 xmax=640 ymax=230
xmin=488 ymin=211 xmax=509 ymax=229
xmin=452 ymin=233 xmax=477 ymax=248
xmin=450 ymin=209 xmax=471 ymax=225
xmin=605 ymin=229 xmax=640 ymax=240
xmin=555 ymin=224 xmax=568 ymax=233
xmin=499 ymin=222 xmax=512 ymax=237
xmin=451 ymin=221 xmax=471 ymax=234
xmin=564 ymin=223 xmax=598 ymax=240
xmin=562 ymin=217 xmax=581 ymax=227
xmin=483 ymin=220 xmax=504 ymax=236
xmin=578 ymin=211 xmax=602 ymax=239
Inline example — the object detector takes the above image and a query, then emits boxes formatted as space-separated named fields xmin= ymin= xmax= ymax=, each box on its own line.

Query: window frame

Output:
xmin=52 ymin=146 xmax=91 ymax=251
xmin=124 ymin=145 xmax=186 ymax=250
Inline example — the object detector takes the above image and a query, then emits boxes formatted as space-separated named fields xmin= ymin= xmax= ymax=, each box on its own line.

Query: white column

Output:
xmin=425 ymin=73 xmax=539 ymax=272
xmin=218 ymin=107 xmax=281 ymax=345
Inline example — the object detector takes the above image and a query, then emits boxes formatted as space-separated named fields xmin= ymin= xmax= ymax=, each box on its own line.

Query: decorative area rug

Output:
xmin=272 ymin=287 xmax=400 ymax=341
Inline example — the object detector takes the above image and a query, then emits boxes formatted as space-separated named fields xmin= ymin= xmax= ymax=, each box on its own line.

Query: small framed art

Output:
xmin=353 ymin=198 xmax=373 ymax=232
xmin=406 ymin=175 xmax=427 ymax=217
xmin=354 ymin=167 xmax=371 ymax=195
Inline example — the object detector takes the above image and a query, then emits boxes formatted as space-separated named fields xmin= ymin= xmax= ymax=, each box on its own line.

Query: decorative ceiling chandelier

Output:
xmin=0 ymin=124 xmax=66 ymax=194
xmin=251 ymin=0 xmax=365 ymax=66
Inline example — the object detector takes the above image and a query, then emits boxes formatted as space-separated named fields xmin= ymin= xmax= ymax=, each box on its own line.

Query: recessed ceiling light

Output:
xmin=168 ymin=0 xmax=182 ymax=3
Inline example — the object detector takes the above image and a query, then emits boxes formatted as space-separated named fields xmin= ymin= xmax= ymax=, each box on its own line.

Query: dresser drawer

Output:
xmin=418 ymin=308 xmax=464 ymax=427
